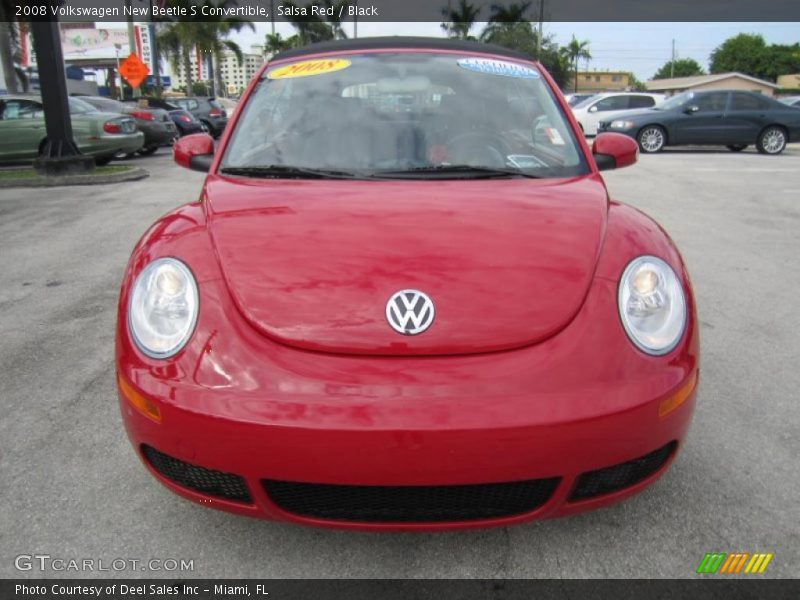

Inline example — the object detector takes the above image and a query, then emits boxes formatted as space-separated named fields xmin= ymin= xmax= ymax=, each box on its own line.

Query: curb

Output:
xmin=0 ymin=167 xmax=149 ymax=188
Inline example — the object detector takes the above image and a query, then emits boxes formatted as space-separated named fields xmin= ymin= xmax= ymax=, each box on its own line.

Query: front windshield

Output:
xmin=222 ymin=52 xmax=588 ymax=179
xmin=658 ymin=92 xmax=693 ymax=111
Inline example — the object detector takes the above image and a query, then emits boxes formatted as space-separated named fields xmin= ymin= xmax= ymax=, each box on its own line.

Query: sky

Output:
xmin=230 ymin=21 xmax=800 ymax=81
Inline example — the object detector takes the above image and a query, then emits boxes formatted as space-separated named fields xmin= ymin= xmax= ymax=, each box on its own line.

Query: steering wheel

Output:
xmin=445 ymin=131 xmax=508 ymax=167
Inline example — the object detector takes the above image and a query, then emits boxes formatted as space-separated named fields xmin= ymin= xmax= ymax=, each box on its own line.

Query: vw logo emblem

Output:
xmin=386 ymin=289 xmax=435 ymax=335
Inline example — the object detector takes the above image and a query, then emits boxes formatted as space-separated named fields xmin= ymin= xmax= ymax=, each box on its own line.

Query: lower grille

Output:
xmin=141 ymin=445 xmax=251 ymax=504
xmin=569 ymin=441 xmax=677 ymax=501
xmin=262 ymin=477 xmax=560 ymax=523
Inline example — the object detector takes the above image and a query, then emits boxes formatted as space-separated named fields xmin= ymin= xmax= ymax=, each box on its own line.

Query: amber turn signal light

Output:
xmin=118 ymin=374 xmax=162 ymax=423
xmin=659 ymin=371 xmax=698 ymax=418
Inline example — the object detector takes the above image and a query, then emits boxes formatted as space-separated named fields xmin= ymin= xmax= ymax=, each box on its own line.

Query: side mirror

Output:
xmin=588 ymin=105 xmax=598 ymax=113
xmin=592 ymin=132 xmax=638 ymax=171
xmin=174 ymin=134 xmax=215 ymax=172
xmin=683 ymin=105 xmax=700 ymax=114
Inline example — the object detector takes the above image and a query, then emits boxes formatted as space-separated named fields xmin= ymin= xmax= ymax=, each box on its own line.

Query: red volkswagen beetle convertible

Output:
xmin=117 ymin=38 xmax=698 ymax=530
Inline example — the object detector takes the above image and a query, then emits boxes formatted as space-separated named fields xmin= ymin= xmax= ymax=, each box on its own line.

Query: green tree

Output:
xmin=440 ymin=0 xmax=481 ymax=40
xmin=560 ymin=35 xmax=591 ymax=92
xmin=709 ymin=33 xmax=769 ymax=78
xmin=763 ymin=43 xmax=800 ymax=82
xmin=480 ymin=2 xmax=533 ymax=44
xmin=283 ymin=1 xmax=350 ymax=46
xmin=627 ymin=73 xmax=647 ymax=91
xmin=158 ymin=22 xmax=201 ymax=94
xmin=264 ymin=32 xmax=295 ymax=56
xmin=652 ymin=58 xmax=704 ymax=79
xmin=194 ymin=2 xmax=256 ymax=97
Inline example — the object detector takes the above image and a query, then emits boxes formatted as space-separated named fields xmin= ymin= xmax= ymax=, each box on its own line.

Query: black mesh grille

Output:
xmin=569 ymin=441 xmax=677 ymax=501
xmin=262 ymin=478 xmax=560 ymax=523
xmin=141 ymin=445 xmax=252 ymax=504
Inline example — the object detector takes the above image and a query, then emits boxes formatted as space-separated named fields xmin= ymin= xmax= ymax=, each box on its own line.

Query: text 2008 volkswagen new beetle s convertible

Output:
xmin=117 ymin=38 xmax=699 ymax=530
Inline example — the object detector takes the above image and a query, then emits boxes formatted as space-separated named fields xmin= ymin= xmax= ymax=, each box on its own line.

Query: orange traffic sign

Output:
xmin=118 ymin=53 xmax=150 ymax=89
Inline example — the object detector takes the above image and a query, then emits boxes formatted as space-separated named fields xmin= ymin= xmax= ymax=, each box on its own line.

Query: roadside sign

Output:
xmin=118 ymin=53 xmax=150 ymax=89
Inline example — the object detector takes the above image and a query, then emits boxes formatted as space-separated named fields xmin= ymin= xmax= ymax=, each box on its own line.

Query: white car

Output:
xmin=572 ymin=92 xmax=665 ymax=136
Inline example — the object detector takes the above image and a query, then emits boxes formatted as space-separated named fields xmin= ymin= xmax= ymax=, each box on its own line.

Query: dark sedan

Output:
xmin=127 ymin=97 xmax=207 ymax=136
xmin=598 ymin=90 xmax=800 ymax=154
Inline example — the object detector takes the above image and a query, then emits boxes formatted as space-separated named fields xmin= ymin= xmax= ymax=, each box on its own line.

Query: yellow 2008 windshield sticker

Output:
xmin=267 ymin=58 xmax=351 ymax=79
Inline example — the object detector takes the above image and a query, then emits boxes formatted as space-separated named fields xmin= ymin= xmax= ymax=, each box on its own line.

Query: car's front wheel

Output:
xmin=637 ymin=126 xmax=666 ymax=153
xmin=726 ymin=144 xmax=748 ymax=152
xmin=756 ymin=126 xmax=787 ymax=155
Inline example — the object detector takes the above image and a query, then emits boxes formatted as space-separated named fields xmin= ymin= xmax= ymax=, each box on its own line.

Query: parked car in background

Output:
xmin=564 ymin=93 xmax=595 ymax=107
xmin=778 ymin=96 xmax=800 ymax=108
xmin=598 ymin=90 xmax=800 ymax=154
xmin=170 ymin=96 xmax=228 ymax=137
xmin=124 ymin=97 xmax=207 ymax=137
xmin=77 ymin=96 xmax=177 ymax=155
xmin=215 ymin=96 xmax=239 ymax=117
xmin=572 ymin=92 xmax=665 ymax=135
xmin=0 ymin=95 xmax=143 ymax=165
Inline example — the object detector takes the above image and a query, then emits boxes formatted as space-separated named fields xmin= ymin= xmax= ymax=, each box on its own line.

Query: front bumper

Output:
xmin=117 ymin=273 xmax=699 ymax=531
xmin=80 ymin=132 xmax=144 ymax=157
xmin=597 ymin=123 xmax=638 ymax=138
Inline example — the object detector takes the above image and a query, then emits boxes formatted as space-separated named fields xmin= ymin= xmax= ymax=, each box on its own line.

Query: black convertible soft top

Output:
xmin=271 ymin=36 xmax=535 ymax=63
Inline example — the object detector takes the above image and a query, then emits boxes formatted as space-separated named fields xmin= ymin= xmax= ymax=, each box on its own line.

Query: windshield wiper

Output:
xmin=219 ymin=165 xmax=365 ymax=179
xmin=373 ymin=165 xmax=540 ymax=179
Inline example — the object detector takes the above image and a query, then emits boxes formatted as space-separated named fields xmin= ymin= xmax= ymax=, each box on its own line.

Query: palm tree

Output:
xmin=194 ymin=3 xmax=255 ymax=97
xmin=479 ymin=2 xmax=537 ymax=57
xmin=264 ymin=32 xmax=295 ymax=57
xmin=322 ymin=0 xmax=350 ymax=40
xmin=561 ymin=35 xmax=591 ymax=92
xmin=283 ymin=1 xmax=350 ymax=46
xmin=158 ymin=22 xmax=199 ymax=94
xmin=440 ymin=0 xmax=481 ymax=40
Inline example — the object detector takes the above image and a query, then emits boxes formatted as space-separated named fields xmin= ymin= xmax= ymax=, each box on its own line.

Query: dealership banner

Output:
xmin=10 ymin=0 xmax=800 ymax=22
xmin=3 ymin=580 xmax=800 ymax=599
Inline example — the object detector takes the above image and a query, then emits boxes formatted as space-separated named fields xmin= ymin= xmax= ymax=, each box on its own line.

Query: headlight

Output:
xmin=128 ymin=258 xmax=199 ymax=359
xmin=618 ymin=256 xmax=686 ymax=355
xmin=610 ymin=120 xmax=635 ymax=129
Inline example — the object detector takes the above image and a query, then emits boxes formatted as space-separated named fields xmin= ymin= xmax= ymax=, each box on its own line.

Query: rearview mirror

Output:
xmin=683 ymin=105 xmax=700 ymax=114
xmin=592 ymin=132 xmax=638 ymax=171
xmin=173 ymin=134 xmax=214 ymax=172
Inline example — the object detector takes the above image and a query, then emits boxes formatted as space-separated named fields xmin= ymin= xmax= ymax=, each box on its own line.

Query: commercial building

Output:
xmin=645 ymin=72 xmax=778 ymax=97
xmin=572 ymin=71 xmax=631 ymax=93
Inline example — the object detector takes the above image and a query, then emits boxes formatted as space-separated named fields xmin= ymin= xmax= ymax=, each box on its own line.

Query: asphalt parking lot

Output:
xmin=1 ymin=143 xmax=799 ymax=579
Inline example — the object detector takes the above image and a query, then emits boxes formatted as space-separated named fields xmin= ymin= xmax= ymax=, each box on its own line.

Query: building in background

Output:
xmin=645 ymin=72 xmax=778 ymax=97
xmin=572 ymin=71 xmax=630 ymax=93
xmin=218 ymin=45 xmax=265 ymax=96
xmin=167 ymin=45 xmax=265 ymax=97
xmin=776 ymin=73 xmax=800 ymax=90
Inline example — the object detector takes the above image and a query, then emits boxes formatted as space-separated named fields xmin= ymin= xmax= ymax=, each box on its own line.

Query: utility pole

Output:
xmin=270 ymin=0 xmax=275 ymax=35
xmin=536 ymin=0 xmax=545 ymax=60
xmin=30 ymin=19 xmax=94 ymax=174
xmin=125 ymin=0 xmax=140 ymax=98
xmin=670 ymin=38 xmax=676 ymax=78
xmin=150 ymin=0 xmax=162 ymax=96
xmin=354 ymin=1 xmax=358 ymax=38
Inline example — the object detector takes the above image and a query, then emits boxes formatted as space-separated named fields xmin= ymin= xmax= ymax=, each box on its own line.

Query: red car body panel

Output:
xmin=205 ymin=175 xmax=607 ymax=356
xmin=118 ymin=41 xmax=699 ymax=530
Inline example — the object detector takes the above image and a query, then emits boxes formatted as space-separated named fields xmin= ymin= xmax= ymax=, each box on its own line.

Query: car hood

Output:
xmin=204 ymin=174 xmax=609 ymax=356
